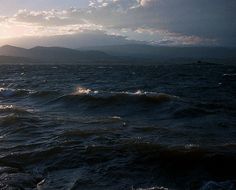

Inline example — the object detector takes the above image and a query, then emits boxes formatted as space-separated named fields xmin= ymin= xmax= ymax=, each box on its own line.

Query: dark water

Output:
xmin=0 ymin=63 xmax=236 ymax=190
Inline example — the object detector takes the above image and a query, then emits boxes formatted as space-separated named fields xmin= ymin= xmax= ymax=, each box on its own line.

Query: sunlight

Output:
xmin=0 ymin=22 xmax=29 ymax=39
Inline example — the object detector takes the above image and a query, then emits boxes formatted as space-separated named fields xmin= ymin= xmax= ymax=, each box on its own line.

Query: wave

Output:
xmin=0 ymin=87 xmax=62 ymax=100
xmin=132 ymin=187 xmax=168 ymax=190
xmin=0 ymin=85 xmax=177 ymax=107
xmin=0 ymin=114 xmax=38 ymax=127
xmin=30 ymin=90 xmax=61 ymax=98
xmin=223 ymin=73 xmax=236 ymax=77
xmin=64 ymin=141 xmax=236 ymax=168
xmin=0 ymin=104 xmax=35 ymax=126
xmin=58 ymin=117 xmax=123 ymax=139
xmin=0 ymin=114 xmax=23 ymax=125
xmin=0 ymin=104 xmax=33 ymax=114
xmin=3 ymin=141 xmax=235 ymax=170
xmin=0 ymin=87 xmax=34 ymax=98
xmin=174 ymin=106 xmax=216 ymax=117
xmin=73 ymin=86 xmax=97 ymax=95
xmin=0 ymin=166 xmax=42 ymax=190
xmin=131 ymin=180 xmax=236 ymax=190
xmin=200 ymin=180 xmax=236 ymax=190
xmin=51 ymin=86 xmax=177 ymax=106
xmin=2 ymin=141 xmax=235 ymax=189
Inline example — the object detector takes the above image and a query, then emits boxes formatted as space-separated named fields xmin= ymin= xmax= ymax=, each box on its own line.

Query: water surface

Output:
xmin=0 ymin=63 xmax=236 ymax=189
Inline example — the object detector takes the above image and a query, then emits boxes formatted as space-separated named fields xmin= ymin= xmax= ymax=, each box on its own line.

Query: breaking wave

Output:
xmin=50 ymin=86 xmax=177 ymax=106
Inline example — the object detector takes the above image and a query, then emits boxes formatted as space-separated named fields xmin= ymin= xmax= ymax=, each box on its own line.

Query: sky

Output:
xmin=0 ymin=0 xmax=235 ymax=48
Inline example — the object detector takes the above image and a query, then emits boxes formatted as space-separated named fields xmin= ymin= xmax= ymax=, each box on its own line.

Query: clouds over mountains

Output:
xmin=0 ymin=0 xmax=235 ymax=47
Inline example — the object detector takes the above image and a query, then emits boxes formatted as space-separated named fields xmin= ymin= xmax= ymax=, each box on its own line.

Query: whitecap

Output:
xmin=184 ymin=144 xmax=200 ymax=149
xmin=0 ymin=88 xmax=16 ymax=97
xmin=132 ymin=186 xmax=168 ymax=190
xmin=73 ymin=86 xmax=93 ymax=95
xmin=223 ymin=73 xmax=236 ymax=76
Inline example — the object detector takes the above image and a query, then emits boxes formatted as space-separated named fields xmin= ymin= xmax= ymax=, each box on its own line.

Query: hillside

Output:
xmin=1 ymin=44 xmax=236 ymax=64
xmin=0 ymin=45 xmax=113 ymax=63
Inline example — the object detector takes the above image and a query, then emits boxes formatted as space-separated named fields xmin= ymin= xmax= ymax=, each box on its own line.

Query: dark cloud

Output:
xmin=155 ymin=0 xmax=236 ymax=45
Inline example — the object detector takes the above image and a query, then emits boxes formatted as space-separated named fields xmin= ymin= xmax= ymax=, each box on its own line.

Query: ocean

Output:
xmin=0 ymin=63 xmax=236 ymax=190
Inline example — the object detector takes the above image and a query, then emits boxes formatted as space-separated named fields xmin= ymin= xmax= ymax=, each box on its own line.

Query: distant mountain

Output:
xmin=0 ymin=45 xmax=113 ymax=63
xmin=79 ymin=44 xmax=236 ymax=63
xmin=0 ymin=45 xmax=29 ymax=57
xmin=1 ymin=44 xmax=236 ymax=64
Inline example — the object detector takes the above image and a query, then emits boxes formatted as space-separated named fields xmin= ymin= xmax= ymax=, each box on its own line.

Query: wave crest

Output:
xmin=73 ymin=86 xmax=97 ymax=95
xmin=65 ymin=86 xmax=177 ymax=105
xmin=0 ymin=87 xmax=34 ymax=97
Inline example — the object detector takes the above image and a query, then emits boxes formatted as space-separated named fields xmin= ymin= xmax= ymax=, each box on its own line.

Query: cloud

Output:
xmin=0 ymin=0 xmax=235 ymax=46
xmin=134 ymin=28 xmax=217 ymax=46
xmin=0 ymin=16 xmax=8 ymax=22
xmin=14 ymin=8 xmax=86 ymax=26
xmin=0 ymin=30 xmax=140 ymax=48
xmin=139 ymin=0 xmax=158 ymax=7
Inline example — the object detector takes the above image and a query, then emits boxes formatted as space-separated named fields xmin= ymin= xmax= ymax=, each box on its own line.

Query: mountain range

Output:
xmin=0 ymin=45 xmax=112 ymax=64
xmin=0 ymin=44 xmax=236 ymax=64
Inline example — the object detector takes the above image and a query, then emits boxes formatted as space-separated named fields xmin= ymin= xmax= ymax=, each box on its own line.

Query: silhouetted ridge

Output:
xmin=1 ymin=44 xmax=236 ymax=64
xmin=0 ymin=45 xmax=112 ymax=63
